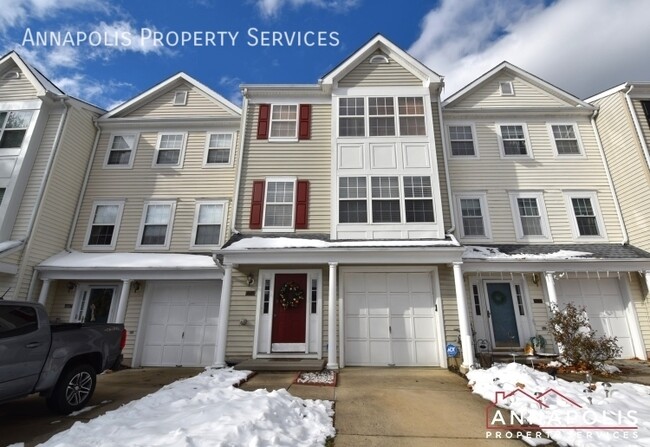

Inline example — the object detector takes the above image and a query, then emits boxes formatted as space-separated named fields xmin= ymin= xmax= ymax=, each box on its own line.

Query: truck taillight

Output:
xmin=120 ymin=329 xmax=127 ymax=351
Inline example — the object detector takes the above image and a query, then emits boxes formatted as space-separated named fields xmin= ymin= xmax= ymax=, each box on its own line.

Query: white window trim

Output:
xmin=455 ymin=192 xmax=492 ymax=241
xmin=546 ymin=122 xmax=585 ymax=157
xmin=152 ymin=132 xmax=187 ymax=168
xmin=563 ymin=191 xmax=607 ymax=241
xmin=446 ymin=122 xmax=479 ymax=158
xmin=203 ymin=131 xmax=235 ymax=167
xmin=508 ymin=191 xmax=552 ymax=242
xmin=173 ymin=91 xmax=188 ymax=106
xmin=103 ymin=133 xmax=139 ymax=169
xmin=497 ymin=123 xmax=533 ymax=159
xmin=83 ymin=200 xmax=125 ymax=251
xmin=190 ymin=200 xmax=228 ymax=249
xmin=499 ymin=81 xmax=514 ymax=96
xmin=136 ymin=200 xmax=177 ymax=250
xmin=268 ymin=104 xmax=299 ymax=142
xmin=263 ymin=177 xmax=297 ymax=232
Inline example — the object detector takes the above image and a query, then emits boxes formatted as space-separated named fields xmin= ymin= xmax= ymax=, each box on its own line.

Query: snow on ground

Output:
xmin=467 ymin=363 xmax=650 ymax=446
xmin=38 ymin=368 xmax=335 ymax=447
xmin=463 ymin=246 xmax=593 ymax=260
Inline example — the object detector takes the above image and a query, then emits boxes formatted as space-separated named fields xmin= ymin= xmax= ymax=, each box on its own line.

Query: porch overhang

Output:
xmin=462 ymin=258 xmax=650 ymax=273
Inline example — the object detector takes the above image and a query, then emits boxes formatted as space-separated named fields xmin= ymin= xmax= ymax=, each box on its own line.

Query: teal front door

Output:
xmin=486 ymin=282 xmax=520 ymax=348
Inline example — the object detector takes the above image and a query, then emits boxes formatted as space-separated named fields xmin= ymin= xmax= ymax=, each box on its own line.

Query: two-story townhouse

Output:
xmin=444 ymin=63 xmax=650 ymax=363
xmin=35 ymin=73 xmax=242 ymax=367
xmin=0 ymin=52 xmax=102 ymax=303
xmin=214 ymin=35 xmax=468 ymax=371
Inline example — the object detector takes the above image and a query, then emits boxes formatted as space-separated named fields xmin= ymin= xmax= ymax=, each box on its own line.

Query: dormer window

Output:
xmin=173 ymin=91 xmax=188 ymax=106
xmin=499 ymin=81 xmax=514 ymax=96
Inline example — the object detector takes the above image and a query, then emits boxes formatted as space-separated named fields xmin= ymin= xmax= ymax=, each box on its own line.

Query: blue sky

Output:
xmin=2 ymin=0 xmax=649 ymax=109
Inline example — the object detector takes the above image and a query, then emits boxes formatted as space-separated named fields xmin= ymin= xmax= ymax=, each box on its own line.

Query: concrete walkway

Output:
xmin=241 ymin=367 xmax=523 ymax=446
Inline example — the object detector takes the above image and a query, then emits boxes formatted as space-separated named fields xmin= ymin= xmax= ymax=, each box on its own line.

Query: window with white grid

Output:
xmin=205 ymin=133 xmax=232 ymax=165
xmin=550 ymin=124 xmax=581 ymax=155
xmin=499 ymin=124 xmax=529 ymax=156
xmin=154 ymin=133 xmax=185 ymax=166
xmin=460 ymin=198 xmax=485 ymax=237
xmin=398 ymin=97 xmax=426 ymax=136
xmin=269 ymin=105 xmax=298 ymax=139
xmin=192 ymin=202 xmax=225 ymax=247
xmin=85 ymin=201 xmax=124 ymax=249
xmin=448 ymin=125 xmax=476 ymax=156
xmin=371 ymin=176 xmax=400 ymax=223
xmin=368 ymin=97 xmax=395 ymax=136
xmin=0 ymin=110 xmax=33 ymax=149
xmin=508 ymin=192 xmax=550 ymax=241
xmin=263 ymin=179 xmax=295 ymax=228
xmin=564 ymin=191 xmax=605 ymax=239
xmin=339 ymin=98 xmax=365 ymax=137
xmin=138 ymin=202 xmax=175 ymax=248
xmin=403 ymin=176 xmax=434 ymax=222
xmin=339 ymin=177 xmax=367 ymax=223
xmin=105 ymin=134 xmax=137 ymax=168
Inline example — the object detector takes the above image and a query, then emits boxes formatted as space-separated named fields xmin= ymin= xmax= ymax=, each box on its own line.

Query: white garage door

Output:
xmin=556 ymin=278 xmax=635 ymax=358
xmin=140 ymin=280 xmax=221 ymax=367
xmin=344 ymin=271 xmax=440 ymax=366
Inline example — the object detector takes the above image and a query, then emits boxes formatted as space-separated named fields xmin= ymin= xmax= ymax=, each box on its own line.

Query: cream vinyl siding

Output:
xmin=450 ymin=73 xmax=572 ymax=109
xmin=431 ymin=100 xmax=451 ymax=228
xmin=592 ymin=93 xmax=650 ymax=251
xmin=438 ymin=266 xmax=459 ymax=344
xmin=71 ymin=129 xmax=239 ymax=251
xmin=446 ymin=115 xmax=623 ymax=244
xmin=629 ymin=273 xmax=650 ymax=355
xmin=236 ymin=103 xmax=331 ymax=233
xmin=224 ymin=266 xmax=330 ymax=361
xmin=0 ymin=65 xmax=38 ymax=100
xmin=338 ymin=51 xmax=421 ymax=88
xmin=123 ymin=82 xmax=234 ymax=118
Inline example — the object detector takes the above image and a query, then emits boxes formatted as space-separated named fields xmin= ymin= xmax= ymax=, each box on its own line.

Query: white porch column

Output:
xmin=38 ymin=279 xmax=51 ymax=305
xmin=327 ymin=262 xmax=339 ymax=370
xmin=452 ymin=262 xmax=474 ymax=370
xmin=115 ymin=279 xmax=131 ymax=324
xmin=544 ymin=272 xmax=558 ymax=308
xmin=645 ymin=271 xmax=650 ymax=297
xmin=214 ymin=264 xmax=233 ymax=368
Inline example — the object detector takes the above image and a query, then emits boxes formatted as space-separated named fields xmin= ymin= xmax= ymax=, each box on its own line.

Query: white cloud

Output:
xmin=52 ymin=74 xmax=133 ymax=108
xmin=90 ymin=21 xmax=172 ymax=56
xmin=0 ymin=0 xmax=106 ymax=32
xmin=409 ymin=0 xmax=650 ymax=99
xmin=255 ymin=0 xmax=359 ymax=18
xmin=218 ymin=75 xmax=243 ymax=106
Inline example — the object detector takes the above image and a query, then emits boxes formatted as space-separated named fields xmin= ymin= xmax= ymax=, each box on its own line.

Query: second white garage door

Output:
xmin=140 ymin=280 xmax=221 ymax=367
xmin=344 ymin=271 xmax=440 ymax=366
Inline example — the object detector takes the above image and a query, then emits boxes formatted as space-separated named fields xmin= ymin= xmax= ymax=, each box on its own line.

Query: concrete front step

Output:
xmin=233 ymin=358 xmax=326 ymax=372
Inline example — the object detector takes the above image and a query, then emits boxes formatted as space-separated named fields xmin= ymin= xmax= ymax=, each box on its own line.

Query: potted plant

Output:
xmin=529 ymin=335 xmax=546 ymax=354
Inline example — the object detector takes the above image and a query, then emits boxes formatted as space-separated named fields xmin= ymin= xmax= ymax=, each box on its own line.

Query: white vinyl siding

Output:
xmin=104 ymin=133 xmax=138 ymax=168
xmin=84 ymin=201 xmax=124 ymax=250
xmin=190 ymin=201 xmax=226 ymax=248
xmin=137 ymin=201 xmax=176 ymax=249
xmin=338 ymin=51 xmax=422 ymax=88
xmin=153 ymin=133 xmax=186 ymax=167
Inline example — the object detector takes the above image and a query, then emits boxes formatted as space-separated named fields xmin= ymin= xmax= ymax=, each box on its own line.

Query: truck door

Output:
xmin=0 ymin=304 xmax=50 ymax=401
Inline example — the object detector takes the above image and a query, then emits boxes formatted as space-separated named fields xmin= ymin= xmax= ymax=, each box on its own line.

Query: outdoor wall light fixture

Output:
xmin=531 ymin=273 xmax=540 ymax=286
xmin=247 ymin=273 xmax=255 ymax=287
xmin=132 ymin=281 xmax=141 ymax=293
xmin=67 ymin=281 xmax=77 ymax=293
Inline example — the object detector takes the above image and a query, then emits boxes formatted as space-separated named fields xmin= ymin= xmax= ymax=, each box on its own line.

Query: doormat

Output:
xmin=294 ymin=369 xmax=337 ymax=387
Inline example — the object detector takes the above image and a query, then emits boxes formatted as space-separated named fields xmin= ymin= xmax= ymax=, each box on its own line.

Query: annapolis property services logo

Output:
xmin=485 ymin=388 xmax=639 ymax=442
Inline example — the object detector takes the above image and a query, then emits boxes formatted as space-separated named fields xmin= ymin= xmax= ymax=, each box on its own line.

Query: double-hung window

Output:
xmin=191 ymin=201 xmax=226 ymax=247
xmin=154 ymin=133 xmax=186 ymax=167
xmin=0 ymin=110 xmax=33 ymax=149
xmin=448 ymin=124 xmax=477 ymax=157
xmin=398 ymin=97 xmax=426 ymax=136
xmin=264 ymin=179 xmax=296 ymax=229
xmin=371 ymin=176 xmax=401 ymax=223
xmin=204 ymin=133 xmax=232 ymax=165
xmin=549 ymin=124 xmax=582 ymax=155
xmin=564 ymin=192 xmax=605 ymax=239
xmin=509 ymin=192 xmax=550 ymax=240
xmin=85 ymin=201 xmax=124 ymax=249
xmin=498 ymin=124 xmax=530 ymax=157
xmin=456 ymin=193 xmax=490 ymax=239
xmin=339 ymin=177 xmax=368 ymax=223
xmin=403 ymin=176 xmax=434 ymax=222
xmin=338 ymin=96 xmax=427 ymax=137
xmin=137 ymin=201 xmax=175 ymax=249
xmin=269 ymin=105 xmax=298 ymax=139
xmin=339 ymin=98 xmax=365 ymax=137
xmin=105 ymin=133 xmax=138 ymax=168
xmin=368 ymin=97 xmax=395 ymax=136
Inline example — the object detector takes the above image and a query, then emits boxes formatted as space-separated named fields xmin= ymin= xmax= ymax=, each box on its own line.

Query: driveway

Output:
xmin=0 ymin=367 xmax=203 ymax=447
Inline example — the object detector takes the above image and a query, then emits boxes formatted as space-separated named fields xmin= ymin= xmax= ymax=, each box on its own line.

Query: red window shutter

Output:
xmin=257 ymin=104 xmax=270 ymax=139
xmin=295 ymin=180 xmax=309 ymax=229
xmin=298 ymin=104 xmax=311 ymax=140
xmin=250 ymin=181 xmax=265 ymax=229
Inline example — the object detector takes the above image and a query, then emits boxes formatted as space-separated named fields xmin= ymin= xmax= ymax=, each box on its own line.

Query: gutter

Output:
xmin=229 ymin=88 xmax=248 ymax=236
xmin=624 ymin=84 xmax=650 ymax=173
xmin=590 ymin=108 xmax=628 ymax=245
xmin=437 ymin=93 xmax=456 ymax=236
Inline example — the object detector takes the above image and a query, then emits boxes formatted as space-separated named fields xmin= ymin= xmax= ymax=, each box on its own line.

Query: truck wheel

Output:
xmin=46 ymin=364 xmax=96 ymax=414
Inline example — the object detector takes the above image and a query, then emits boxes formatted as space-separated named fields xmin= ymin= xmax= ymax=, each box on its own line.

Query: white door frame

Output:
xmin=338 ymin=266 xmax=446 ymax=368
xmin=70 ymin=283 xmax=120 ymax=323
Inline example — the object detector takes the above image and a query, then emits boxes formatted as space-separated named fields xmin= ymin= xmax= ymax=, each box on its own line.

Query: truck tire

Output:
xmin=46 ymin=364 xmax=97 ymax=414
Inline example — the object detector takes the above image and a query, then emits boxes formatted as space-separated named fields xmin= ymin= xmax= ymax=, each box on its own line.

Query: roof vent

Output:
xmin=2 ymin=70 xmax=20 ymax=80
xmin=173 ymin=91 xmax=188 ymax=106
xmin=369 ymin=54 xmax=389 ymax=64
xmin=499 ymin=81 xmax=514 ymax=96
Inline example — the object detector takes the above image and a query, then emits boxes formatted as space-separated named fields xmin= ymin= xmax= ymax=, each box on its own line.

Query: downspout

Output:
xmin=229 ymin=88 xmax=248 ymax=235
xmin=590 ymin=108 xmax=628 ymax=245
xmin=437 ymin=95 xmax=456 ymax=236
xmin=66 ymin=118 xmax=101 ymax=250
xmin=624 ymin=85 xmax=650 ymax=173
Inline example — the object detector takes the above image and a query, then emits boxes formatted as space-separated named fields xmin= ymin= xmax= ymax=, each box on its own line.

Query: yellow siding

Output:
xmin=630 ymin=274 xmax=650 ymax=355
xmin=124 ymin=82 xmax=234 ymax=118
xmin=338 ymin=51 xmax=421 ymax=88
xmin=439 ymin=266 xmax=459 ymax=345
xmin=235 ymin=103 xmax=331 ymax=233
xmin=446 ymin=115 xmax=624 ymax=244
xmin=0 ymin=64 xmax=38 ymax=100
xmin=431 ymin=100 xmax=451 ymax=229
xmin=450 ymin=73 xmax=571 ymax=109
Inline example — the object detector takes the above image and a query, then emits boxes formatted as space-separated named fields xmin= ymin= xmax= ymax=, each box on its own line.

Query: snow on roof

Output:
xmin=0 ymin=240 xmax=23 ymax=255
xmin=39 ymin=251 xmax=218 ymax=270
xmin=223 ymin=237 xmax=460 ymax=251
xmin=463 ymin=246 xmax=592 ymax=260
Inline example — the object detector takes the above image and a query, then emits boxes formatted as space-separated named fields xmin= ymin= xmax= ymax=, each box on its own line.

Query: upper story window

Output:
xmin=498 ymin=124 xmax=530 ymax=157
xmin=403 ymin=176 xmax=434 ymax=222
xmin=339 ymin=177 xmax=367 ymax=223
xmin=257 ymin=104 xmax=311 ymax=141
xmin=154 ymin=133 xmax=186 ymax=167
xmin=264 ymin=179 xmax=296 ymax=229
xmin=550 ymin=124 xmax=582 ymax=155
xmin=509 ymin=192 xmax=550 ymax=241
xmin=269 ymin=105 xmax=298 ymax=139
xmin=137 ymin=201 xmax=176 ymax=249
xmin=249 ymin=178 xmax=309 ymax=231
xmin=204 ymin=133 xmax=232 ymax=165
xmin=456 ymin=193 xmax=491 ymax=239
xmin=448 ymin=124 xmax=477 ymax=157
xmin=191 ymin=201 xmax=226 ymax=248
xmin=564 ymin=191 xmax=605 ymax=239
xmin=338 ymin=96 xmax=427 ymax=137
xmin=0 ymin=111 xmax=33 ymax=149
xmin=105 ymin=133 xmax=138 ymax=168
xmin=499 ymin=81 xmax=514 ymax=96
xmin=84 ymin=201 xmax=124 ymax=250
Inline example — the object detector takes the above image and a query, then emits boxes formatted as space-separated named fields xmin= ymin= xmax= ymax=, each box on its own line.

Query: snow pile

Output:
xmin=467 ymin=363 xmax=650 ymax=446
xmin=39 ymin=368 xmax=335 ymax=447
xmin=225 ymin=236 xmax=458 ymax=250
xmin=39 ymin=250 xmax=218 ymax=269
xmin=463 ymin=246 xmax=592 ymax=260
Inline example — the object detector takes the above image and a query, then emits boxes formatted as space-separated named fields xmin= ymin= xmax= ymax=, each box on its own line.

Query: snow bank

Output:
xmin=39 ymin=368 xmax=335 ymax=447
xmin=467 ymin=363 xmax=650 ymax=446
xmin=463 ymin=246 xmax=592 ymax=260
xmin=39 ymin=250 xmax=217 ymax=269
xmin=225 ymin=236 xmax=458 ymax=250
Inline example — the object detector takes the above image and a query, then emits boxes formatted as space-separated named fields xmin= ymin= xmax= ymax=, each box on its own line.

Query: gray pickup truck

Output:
xmin=0 ymin=300 xmax=125 ymax=414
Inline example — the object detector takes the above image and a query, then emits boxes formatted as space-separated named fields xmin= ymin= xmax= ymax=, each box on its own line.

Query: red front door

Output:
xmin=271 ymin=273 xmax=307 ymax=351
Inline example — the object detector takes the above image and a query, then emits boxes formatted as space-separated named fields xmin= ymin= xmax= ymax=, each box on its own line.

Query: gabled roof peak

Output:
xmin=0 ymin=51 xmax=64 ymax=97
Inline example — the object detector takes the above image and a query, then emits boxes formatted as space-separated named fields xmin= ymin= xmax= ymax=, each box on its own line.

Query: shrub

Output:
xmin=548 ymin=302 xmax=622 ymax=369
